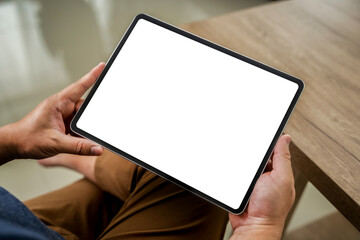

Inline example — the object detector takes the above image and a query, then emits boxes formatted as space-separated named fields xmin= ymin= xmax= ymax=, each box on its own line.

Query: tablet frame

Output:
xmin=71 ymin=14 xmax=304 ymax=214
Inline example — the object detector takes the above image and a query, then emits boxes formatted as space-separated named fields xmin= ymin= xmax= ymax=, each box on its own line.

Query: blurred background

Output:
xmin=0 ymin=0 xmax=357 ymax=239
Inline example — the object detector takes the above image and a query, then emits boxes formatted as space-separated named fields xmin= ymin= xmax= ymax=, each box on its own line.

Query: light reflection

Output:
xmin=0 ymin=0 xmax=269 ymax=124
xmin=37 ymin=0 xmax=107 ymax=80
xmin=0 ymin=1 xmax=69 ymax=123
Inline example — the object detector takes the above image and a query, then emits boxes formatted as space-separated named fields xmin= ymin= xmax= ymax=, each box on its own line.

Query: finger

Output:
xmin=55 ymin=134 xmax=103 ymax=156
xmin=38 ymin=153 xmax=83 ymax=168
xmin=38 ymin=154 xmax=63 ymax=167
xmin=60 ymin=62 xmax=105 ymax=103
xmin=272 ymin=134 xmax=292 ymax=175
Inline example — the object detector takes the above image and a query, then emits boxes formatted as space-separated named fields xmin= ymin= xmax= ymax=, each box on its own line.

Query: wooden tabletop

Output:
xmin=182 ymin=0 xmax=360 ymax=230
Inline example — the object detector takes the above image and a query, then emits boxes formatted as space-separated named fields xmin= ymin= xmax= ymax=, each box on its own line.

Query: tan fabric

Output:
xmin=25 ymin=150 xmax=228 ymax=240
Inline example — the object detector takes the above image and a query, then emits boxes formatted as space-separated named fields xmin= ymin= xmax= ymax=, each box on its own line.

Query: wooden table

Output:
xmin=182 ymin=0 xmax=360 ymax=231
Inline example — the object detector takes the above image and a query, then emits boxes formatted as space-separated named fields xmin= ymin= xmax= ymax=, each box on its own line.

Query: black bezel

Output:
xmin=71 ymin=14 xmax=304 ymax=214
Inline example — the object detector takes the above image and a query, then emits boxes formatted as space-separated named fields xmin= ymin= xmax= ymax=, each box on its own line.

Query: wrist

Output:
xmin=230 ymin=218 xmax=285 ymax=240
xmin=0 ymin=123 xmax=22 ymax=164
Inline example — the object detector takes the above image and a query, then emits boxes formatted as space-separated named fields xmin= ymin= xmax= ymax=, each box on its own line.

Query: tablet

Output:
xmin=71 ymin=14 xmax=304 ymax=214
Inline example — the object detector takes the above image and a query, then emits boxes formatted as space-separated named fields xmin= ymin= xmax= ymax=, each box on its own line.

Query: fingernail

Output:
xmin=286 ymin=135 xmax=292 ymax=144
xmin=91 ymin=146 xmax=103 ymax=155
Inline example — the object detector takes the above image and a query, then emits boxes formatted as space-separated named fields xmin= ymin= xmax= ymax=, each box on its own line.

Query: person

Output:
xmin=0 ymin=63 xmax=295 ymax=240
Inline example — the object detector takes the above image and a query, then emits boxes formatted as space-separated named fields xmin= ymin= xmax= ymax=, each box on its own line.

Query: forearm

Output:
xmin=230 ymin=223 xmax=283 ymax=240
xmin=0 ymin=123 xmax=20 ymax=165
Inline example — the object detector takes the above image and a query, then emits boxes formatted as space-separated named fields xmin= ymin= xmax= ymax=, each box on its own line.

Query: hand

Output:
xmin=229 ymin=134 xmax=295 ymax=240
xmin=38 ymin=153 xmax=97 ymax=183
xmin=0 ymin=63 xmax=105 ymax=164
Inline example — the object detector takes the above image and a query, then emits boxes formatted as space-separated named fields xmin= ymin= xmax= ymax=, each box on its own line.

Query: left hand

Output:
xmin=8 ymin=62 xmax=105 ymax=160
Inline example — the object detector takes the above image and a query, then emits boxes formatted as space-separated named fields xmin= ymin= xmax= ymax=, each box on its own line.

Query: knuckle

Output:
xmin=40 ymin=98 xmax=51 ymax=109
xmin=48 ymin=93 xmax=59 ymax=103
xmin=283 ymin=152 xmax=291 ymax=161
xmin=75 ymin=141 xmax=84 ymax=154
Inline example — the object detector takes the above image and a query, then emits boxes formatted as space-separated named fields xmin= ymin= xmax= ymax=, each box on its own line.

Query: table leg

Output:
xmin=282 ymin=143 xmax=309 ymax=235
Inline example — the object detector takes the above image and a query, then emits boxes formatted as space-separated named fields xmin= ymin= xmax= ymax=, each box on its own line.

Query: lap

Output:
xmin=25 ymin=179 xmax=121 ymax=240
xmin=26 ymin=150 xmax=228 ymax=240
xmin=99 ymin=171 xmax=228 ymax=240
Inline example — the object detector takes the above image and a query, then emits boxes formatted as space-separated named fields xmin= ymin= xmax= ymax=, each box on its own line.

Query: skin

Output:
xmin=229 ymin=134 xmax=295 ymax=240
xmin=0 ymin=62 xmax=106 ymax=165
xmin=0 ymin=63 xmax=295 ymax=239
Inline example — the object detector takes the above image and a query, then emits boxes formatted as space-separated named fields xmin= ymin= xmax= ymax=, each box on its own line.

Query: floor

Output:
xmin=0 ymin=0 xmax=345 ymax=238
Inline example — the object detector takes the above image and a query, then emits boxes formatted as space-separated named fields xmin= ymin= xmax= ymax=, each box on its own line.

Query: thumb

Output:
xmin=56 ymin=134 xmax=103 ymax=156
xmin=272 ymin=134 xmax=292 ymax=175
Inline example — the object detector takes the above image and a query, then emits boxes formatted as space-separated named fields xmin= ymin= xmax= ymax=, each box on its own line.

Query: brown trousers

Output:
xmin=24 ymin=150 xmax=228 ymax=240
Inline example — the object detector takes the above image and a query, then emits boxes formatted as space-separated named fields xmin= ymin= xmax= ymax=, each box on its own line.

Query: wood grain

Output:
xmin=181 ymin=0 xmax=360 ymax=230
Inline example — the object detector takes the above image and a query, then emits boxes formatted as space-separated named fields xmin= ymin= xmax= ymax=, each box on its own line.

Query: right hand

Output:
xmin=229 ymin=134 xmax=295 ymax=239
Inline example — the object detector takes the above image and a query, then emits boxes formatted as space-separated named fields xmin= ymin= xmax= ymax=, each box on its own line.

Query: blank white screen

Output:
xmin=77 ymin=19 xmax=298 ymax=209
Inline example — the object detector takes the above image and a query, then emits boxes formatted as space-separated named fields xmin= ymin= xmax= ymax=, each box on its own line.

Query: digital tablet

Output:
xmin=71 ymin=14 xmax=304 ymax=214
